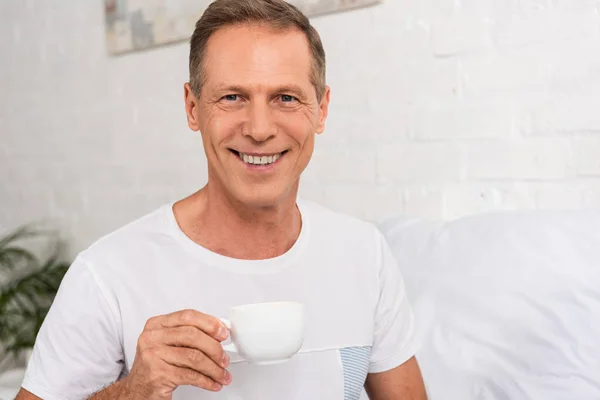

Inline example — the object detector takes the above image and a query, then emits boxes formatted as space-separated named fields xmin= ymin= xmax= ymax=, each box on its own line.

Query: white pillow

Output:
xmin=381 ymin=210 xmax=600 ymax=399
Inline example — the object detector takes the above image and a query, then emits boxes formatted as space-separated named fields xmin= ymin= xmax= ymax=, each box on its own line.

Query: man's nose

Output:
xmin=242 ymin=101 xmax=277 ymax=142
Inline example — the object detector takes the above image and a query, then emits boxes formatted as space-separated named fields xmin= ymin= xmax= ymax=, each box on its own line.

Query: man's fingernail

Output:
xmin=218 ymin=326 xmax=229 ymax=340
xmin=214 ymin=382 xmax=223 ymax=391
xmin=222 ymin=352 xmax=230 ymax=368
xmin=224 ymin=369 xmax=232 ymax=385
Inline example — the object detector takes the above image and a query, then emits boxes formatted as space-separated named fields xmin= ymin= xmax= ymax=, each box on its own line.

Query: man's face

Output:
xmin=184 ymin=24 xmax=330 ymax=208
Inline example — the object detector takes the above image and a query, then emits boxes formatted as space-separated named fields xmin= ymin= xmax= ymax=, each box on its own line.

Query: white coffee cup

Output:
xmin=220 ymin=301 xmax=305 ymax=365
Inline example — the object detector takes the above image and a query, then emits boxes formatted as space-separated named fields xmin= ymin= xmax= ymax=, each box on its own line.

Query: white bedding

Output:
xmin=381 ymin=210 xmax=600 ymax=399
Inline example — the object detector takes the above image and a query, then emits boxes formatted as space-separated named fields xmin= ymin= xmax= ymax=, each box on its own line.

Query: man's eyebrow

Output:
xmin=212 ymin=83 xmax=309 ymax=98
xmin=213 ymin=84 xmax=249 ymax=95
xmin=276 ymin=85 xmax=309 ymax=98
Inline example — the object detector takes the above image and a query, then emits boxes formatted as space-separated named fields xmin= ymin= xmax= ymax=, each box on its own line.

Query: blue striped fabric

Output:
xmin=339 ymin=346 xmax=371 ymax=400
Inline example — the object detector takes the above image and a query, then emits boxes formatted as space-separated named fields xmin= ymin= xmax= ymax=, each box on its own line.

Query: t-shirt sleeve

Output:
xmin=22 ymin=256 xmax=124 ymax=400
xmin=369 ymin=230 xmax=420 ymax=374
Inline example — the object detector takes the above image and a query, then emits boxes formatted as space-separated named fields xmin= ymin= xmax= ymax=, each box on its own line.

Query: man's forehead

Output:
xmin=202 ymin=24 xmax=314 ymax=91
xmin=204 ymin=24 xmax=312 ymax=69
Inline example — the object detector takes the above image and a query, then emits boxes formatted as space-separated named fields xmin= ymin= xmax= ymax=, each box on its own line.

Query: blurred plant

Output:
xmin=0 ymin=226 xmax=70 ymax=365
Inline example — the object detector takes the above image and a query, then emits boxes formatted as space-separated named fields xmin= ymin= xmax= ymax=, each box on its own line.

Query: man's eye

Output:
xmin=223 ymin=94 xmax=239 ymax=101
xmin=281 ymin=94 xmax=297 ymax=103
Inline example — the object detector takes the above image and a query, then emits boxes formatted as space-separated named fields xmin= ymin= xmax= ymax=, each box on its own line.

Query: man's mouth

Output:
xmin=229 ymin=150 xmax=288 ymax=166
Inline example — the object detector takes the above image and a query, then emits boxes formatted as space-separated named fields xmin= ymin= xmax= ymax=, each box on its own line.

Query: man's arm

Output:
xmin=15 ymin=380 xmax=128 ymax=400
xmin=16 ymin=356 xmax=424 ymax=400
xmin=365 ymin=229 xmax=427 ymax=399
xmin=365 ymin=356 xmax=427 ymax=400
xmin=17 ymin=308 xmax=231 ymax=400
xmin=15 ymin=388 xmax=41 ymax=400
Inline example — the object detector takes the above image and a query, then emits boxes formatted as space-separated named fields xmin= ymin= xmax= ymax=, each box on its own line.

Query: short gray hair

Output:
xmin=189 ymin=0 xmax=327 ymax=100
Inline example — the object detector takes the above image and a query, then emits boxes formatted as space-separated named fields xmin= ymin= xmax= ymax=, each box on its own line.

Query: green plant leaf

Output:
xmin=0 ymin=225 xmax=71 ymax=360
xmin=0 ymin=246 xmax=39 ymax=271
xmin=0 ymin=225 xmax=49 ymax=249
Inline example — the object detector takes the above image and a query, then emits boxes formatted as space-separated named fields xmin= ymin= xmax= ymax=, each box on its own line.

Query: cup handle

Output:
xmin=219 ymin=317 xmax=237 ymax=353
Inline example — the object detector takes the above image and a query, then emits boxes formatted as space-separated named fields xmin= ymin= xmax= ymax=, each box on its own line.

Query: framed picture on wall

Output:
xmin=104 ymin=0 xmax=382 ymax=55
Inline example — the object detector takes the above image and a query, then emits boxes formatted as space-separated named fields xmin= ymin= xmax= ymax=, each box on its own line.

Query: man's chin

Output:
xmin=229 ymin=186 xmax=295 ymax=210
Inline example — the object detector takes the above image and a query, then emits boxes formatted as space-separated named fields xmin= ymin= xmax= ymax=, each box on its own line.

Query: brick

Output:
xmin=414 ymin=0 xmax=457 ymax=17
xmin=459 ymin=49 xmax=553 ymax=95
xmin=325 ymin=109 xmax=410 ymax=145
xmin=429 ymin=16 xmax=493 ymax=56
xmin=547 ymin=42 xmax=600 ymax=100
xmin=377 ymin=143 xmax=465 ymax=183
xmin=404 ymin=58 xmax=461 ymax=107
xmin=13 ymin=185 xmax=55 ymax=221
xmin=410 ymin=105 xmax=514 ymax=140
xmin=323 ymin=185 xmax=370 ymax=221
xmin=55 ymin=162 xmax=137 ymax=191
xmin=530 ymin=95 xmax=600 ymax=135
xmin=310 ymin=148 xmax=377 ymax=184
xmin=443 ymin=184 xmax=536 ymax=219
xmin=443 ymin=185 xmax=502 ymax=219
xmin=500 ymin=183 xmax=537 ymax=209
xmin=583 ymin=190 xmax=600 ymax=208
xmin=50 ymin=185 xmax=88 ymax=215
xmin=573 ymin=137 xmax=600 ymax=176
xmin=492 ymin=11 xmax=600 ymax=49
xmin=299 ymin=154 xmax=322 ymax=185
xmin=324 ymin=185 xmax=404 ymax=223
xmin=298 ymin=184 xmax=326 ymax=205
xmin=365 ymin=187 xmax=403 ymax=222
xmin=4 ymin=158 xmax=52 ymax=185
xmin=466 ymin=138 xmax=572 ymax=180
xmin=535 ymin=184 xmax=586 ymax=209
xmin=519 ymin=0 xmax=600 ymax=15
xmin=458 ymin=0 xmax=520 ymax=17
xmin=402 ymin=188 xmax=445 ymax=220
xmin=368 ymin=13 xmax=431 ymax=57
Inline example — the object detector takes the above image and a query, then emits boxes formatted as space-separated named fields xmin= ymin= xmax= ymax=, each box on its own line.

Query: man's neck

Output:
xmin=174 ymin=185 xmax=302 ymax=260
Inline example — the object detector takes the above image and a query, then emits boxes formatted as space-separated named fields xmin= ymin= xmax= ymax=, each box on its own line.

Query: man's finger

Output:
xmin=146 ymin=309 xmax=228 ymax=341
xmin=153 ymin=326 xmax=229 ymax=368
xmin=165 ymin=363 xmax=225 ymax=392
xmin=159 ymin=346 xmax=231 ymax=387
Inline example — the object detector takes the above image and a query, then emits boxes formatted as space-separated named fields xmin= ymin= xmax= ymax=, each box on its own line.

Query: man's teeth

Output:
xmin=240 ymin=153 xmax=282 ymax=165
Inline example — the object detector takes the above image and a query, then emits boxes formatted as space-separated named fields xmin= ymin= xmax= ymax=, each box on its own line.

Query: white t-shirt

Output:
xmin=22 ymin=199 xmax=418 ymax=400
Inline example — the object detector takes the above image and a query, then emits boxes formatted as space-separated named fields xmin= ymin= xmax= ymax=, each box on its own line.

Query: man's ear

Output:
xmin=184 ymin=82 xmax=200 ymax=131
xmin=316 ymin=85 xmax=331 ymax=134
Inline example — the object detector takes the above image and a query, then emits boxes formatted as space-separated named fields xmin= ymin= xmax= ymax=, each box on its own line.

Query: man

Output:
xmin=16 ymin=0 xmax=427 ymax=399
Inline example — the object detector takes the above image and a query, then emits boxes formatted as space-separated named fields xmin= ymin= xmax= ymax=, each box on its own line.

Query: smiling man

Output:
xmin=16 ymin=0 xmax=427 ymax=399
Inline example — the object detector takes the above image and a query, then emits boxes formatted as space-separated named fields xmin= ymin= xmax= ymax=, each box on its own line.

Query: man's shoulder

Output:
xmin=78 ymin=203 xmax=172 ymax=263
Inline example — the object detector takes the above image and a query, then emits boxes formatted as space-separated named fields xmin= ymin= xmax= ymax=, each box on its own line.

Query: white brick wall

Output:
xmin=1 ymin=0 xmax=600 ymax=253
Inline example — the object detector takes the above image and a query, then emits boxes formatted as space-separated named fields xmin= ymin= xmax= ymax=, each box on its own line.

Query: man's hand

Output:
xmin=15 ymin=309 xmax=233 ymax=400
xmin=120 ymin=309 xmax=232 ymax=399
